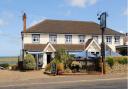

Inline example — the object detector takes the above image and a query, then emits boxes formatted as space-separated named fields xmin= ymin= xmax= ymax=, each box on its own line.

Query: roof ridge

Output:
xmin=44 ymin=19 xmax=96 ymax=23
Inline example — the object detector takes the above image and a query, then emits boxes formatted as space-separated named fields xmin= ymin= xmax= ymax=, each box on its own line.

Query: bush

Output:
xmin=118 ymin=57 xmax=128 ymax=64
xmin=45 ymin=63 xmax=51 ymax=71
xmin=23 ymin=54 xmax=36 ymax=70
xmin=71 ymin=61 xmax=82 ymax=72
xmin=106 ymin=57 xmax=114 ymax=68
xmin=0 ymin=63 xmax=9 ymax=69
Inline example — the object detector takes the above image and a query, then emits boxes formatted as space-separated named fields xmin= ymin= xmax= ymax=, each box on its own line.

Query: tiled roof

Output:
xmin=24 ymin=19 xmax=124 ymax=35
xmin=24 ymin=44 xmax=85 ymax=52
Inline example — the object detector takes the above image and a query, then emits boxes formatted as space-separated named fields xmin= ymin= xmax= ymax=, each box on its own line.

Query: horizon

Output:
xmin=0 ymin=0 xmax=127 ymax=56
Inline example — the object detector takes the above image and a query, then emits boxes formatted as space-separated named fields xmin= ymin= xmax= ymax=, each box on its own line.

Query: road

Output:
xmin=0 ymin=77 xmax=127 ymax=89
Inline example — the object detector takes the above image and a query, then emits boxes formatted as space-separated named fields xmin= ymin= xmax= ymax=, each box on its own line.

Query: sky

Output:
xmin=0 ymin=0 xmax=127 ymax=56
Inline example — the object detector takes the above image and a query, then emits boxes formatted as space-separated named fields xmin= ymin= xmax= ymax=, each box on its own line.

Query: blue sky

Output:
xmin=0 ymin=0 xmax=127 ymax=56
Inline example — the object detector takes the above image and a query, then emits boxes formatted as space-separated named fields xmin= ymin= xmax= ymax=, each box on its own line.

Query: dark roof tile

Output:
xmin=24 ymin=19 xmax=124 ymax=35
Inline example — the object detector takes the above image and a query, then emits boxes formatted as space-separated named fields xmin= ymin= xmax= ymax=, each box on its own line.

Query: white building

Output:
xmin=21 ymin=13 xmax=124 ymax=68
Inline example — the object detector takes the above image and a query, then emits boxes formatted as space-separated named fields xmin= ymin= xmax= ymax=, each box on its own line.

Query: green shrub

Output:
xmin=71 ymin=61 xmax=82 ymax=72
xmin=118 ymin=57 xmax=128 ymax=64
xmin=106 ymin=57 xmax=114 ymax=68
xmin=23 ymin=54 xmax=36 ymax=70
xmin=0 ymin=63 xmax=9 ymax=68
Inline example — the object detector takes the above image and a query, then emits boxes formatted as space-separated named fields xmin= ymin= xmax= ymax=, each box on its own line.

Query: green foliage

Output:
xmin=106 ymin=57 xmax=114 ymax=68
xmin=0 ymin=63 xmax=9 ymax=68
xmin=71 ymin=61 xmax=82 ymax=72
xmin=44 ymin=48 xmax=73 ymax=72
xmin=118 ymin=57 xmax=128 ymax=64
xmin=54 ymin=48 xmax=71 ymax=69
xmin=23 ymin=54 xmax=36 ymax=70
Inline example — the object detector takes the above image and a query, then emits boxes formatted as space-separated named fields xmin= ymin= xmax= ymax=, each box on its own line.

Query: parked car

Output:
xmin=0 ymin=66 xmax=5 ymax=70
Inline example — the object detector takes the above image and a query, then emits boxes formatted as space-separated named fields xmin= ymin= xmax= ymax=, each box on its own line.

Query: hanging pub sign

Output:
xmin=98 ymin=12 xmax=107 ymax=29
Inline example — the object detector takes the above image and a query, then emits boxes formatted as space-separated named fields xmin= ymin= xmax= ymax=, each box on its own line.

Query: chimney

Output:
xmin=23 ymin=13 xmax=27 ymax=32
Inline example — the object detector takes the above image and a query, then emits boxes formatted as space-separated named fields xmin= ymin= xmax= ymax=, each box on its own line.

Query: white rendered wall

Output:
xmin=23 ymin=33 xmax=32 ymax=44
xmin=57 ymin=34 xmax=65 ymax=44
xmin=42 ymin=53 xmax=47 ymax=68
xmin=23 ymin=33 xmax=124 ymax=52
xmin=40 ymin=33 xmax=49 ymax=44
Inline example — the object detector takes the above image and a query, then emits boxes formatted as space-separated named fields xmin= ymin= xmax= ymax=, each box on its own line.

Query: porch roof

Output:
xmin=24 ymin=44 xmax=85 ymax=52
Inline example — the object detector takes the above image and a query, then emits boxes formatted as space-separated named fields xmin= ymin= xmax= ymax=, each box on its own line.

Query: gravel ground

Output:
xmin=0 ymin=70 xmax=49 ymax=83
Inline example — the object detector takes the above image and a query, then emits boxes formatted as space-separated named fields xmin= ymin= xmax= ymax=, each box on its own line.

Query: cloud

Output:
xmin=66 ymin=0 xmax=97 ymax=8
xmin=123 ymin=8 xmax=128 ymax=16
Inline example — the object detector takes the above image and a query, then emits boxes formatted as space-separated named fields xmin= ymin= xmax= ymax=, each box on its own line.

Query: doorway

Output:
xmin=47 ymin=53 xmax=52 ymax=64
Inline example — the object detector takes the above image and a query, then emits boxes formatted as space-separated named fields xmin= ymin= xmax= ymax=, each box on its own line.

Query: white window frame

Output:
xmin=106 ymin=36 xmax=112 ymax=44
xmin=32 ymin=34 xmax=40 ymax=43
xmin=65 ymin=35 xmax=72 ymax=44
xmin=114 ymin=36 xmax=120 ymax=44
xmin=49 ymin=34 xmax=57 ymax=44
xmin=79 ymin=35 xmax=85 ymax=44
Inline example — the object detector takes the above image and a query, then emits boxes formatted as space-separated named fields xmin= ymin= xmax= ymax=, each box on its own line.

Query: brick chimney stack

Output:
xmin=23 ymin=13 xmax=27 ymax=32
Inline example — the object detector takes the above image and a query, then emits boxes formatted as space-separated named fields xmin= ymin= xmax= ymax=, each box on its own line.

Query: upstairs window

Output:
xmin=92 ymin=35 xmax=98 ymax=43
xmin=106 ymin=36 xmax=112 ymax=44
xmin=49 ymin=34 xmax=57 ymax=44
xmin=32 ymin=34 xmax=40 ymax=43
xmin=79 ymin=35 xmax=85 ymax=44
xmin=65 ymin=35 xmax=72 ymax=44
xmin=114 ymin=36 xmax=120 ymax=44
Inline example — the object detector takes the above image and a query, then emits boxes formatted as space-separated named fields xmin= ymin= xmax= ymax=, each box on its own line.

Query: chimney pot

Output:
xmin=23 ymin=13 xmax=27 ymax=32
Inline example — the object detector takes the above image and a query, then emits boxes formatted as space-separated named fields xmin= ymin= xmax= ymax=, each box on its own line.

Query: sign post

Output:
xmin=98 ymin=12 xmax=108 ymax=74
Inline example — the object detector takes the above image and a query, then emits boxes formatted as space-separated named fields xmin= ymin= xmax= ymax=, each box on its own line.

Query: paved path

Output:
xmin=0 ymin=70 xmax=49 ymax=82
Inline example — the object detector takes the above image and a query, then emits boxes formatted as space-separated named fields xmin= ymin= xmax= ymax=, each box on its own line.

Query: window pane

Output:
xmin=32 ymin=34 xmax=40 ymax=43
xmin=79 ymin=35 xmax=85 ymax=44
xmin=114 ymin=36 xmax=120 ymax=44
xmin=49 ymin=34 xmax=57 ymax=44
xmin=106 ymin=36 xmax=112 ymax=43
xmin=65 ymin=35 xmax=72 ymax=44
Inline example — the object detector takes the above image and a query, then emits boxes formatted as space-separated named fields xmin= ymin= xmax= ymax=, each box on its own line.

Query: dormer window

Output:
xmin=32 ymin=34 xmax=40 ymax=43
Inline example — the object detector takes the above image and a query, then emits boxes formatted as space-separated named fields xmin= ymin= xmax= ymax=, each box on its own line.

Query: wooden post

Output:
xmin=101 ymin=28 xmax=106 ymax=74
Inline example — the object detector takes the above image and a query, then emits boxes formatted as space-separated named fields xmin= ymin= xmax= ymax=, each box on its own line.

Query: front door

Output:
xmin=47 ymin=53 xmax=52 ymax=64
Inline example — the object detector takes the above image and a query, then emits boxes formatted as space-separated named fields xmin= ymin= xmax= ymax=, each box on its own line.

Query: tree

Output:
xmin=23 ymin=54 xmax=36 ymax=70
xmin=54 ymin=48 xmax=73 ymax=69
